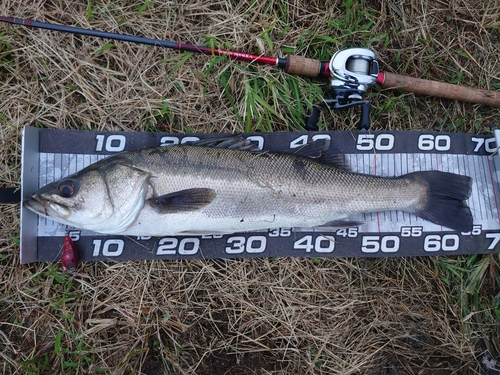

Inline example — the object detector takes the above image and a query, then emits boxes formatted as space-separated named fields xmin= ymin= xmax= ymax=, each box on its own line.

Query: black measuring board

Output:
xmin=20 ymin=127 xmax=500 ymax=263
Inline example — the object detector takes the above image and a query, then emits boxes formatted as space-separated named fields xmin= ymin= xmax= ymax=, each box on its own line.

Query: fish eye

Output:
xmin=58 ymin=180 xmax=76 ymax=197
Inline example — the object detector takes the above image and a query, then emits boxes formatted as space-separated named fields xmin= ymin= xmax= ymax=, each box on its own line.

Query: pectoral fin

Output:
xmin=147 ymin=188 xmax=216 ymax=214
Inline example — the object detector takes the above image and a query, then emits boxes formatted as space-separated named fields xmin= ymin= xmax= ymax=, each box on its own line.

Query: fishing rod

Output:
xmin=1 ymin=16 xmax=500 ymax=129
xmin=0 ymin=17 xmax=332 ymax=77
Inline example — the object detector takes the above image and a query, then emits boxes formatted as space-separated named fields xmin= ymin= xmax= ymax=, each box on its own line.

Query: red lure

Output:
xmin=61 ymin=235 xmax=78 ymax=271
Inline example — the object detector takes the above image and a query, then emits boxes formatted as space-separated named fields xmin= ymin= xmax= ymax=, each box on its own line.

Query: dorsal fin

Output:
xmin=187 ymin=137 xmax=260 ymax=152
xmin=187 ymin=136 xmax=349 ymax=170
xmin=291 ymin=137 xmax=330 ymax=158
xmin=315 ymin=154 xmax=350 ymax=171
xmin=291 ymin=138 xmax=350 ymax=170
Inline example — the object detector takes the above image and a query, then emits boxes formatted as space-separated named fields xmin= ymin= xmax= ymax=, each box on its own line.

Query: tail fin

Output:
xmin=408 ymin=171 xmax=473 ymax=232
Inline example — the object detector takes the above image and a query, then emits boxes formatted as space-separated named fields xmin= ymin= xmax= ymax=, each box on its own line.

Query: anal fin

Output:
xmin=318 ymin=220 xmax=363 ymax=228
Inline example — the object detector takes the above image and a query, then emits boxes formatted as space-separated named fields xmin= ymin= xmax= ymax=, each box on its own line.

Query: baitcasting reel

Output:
xmin=306 ymin=48 xmax=379 ymax=131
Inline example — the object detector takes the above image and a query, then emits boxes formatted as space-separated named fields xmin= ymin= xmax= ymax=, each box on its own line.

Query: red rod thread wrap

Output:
xmin=176 ymin=43 xmax=279 ymax=65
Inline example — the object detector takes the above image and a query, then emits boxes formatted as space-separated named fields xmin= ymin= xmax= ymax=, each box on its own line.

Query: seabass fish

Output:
xmin=25 ymin=140 xmax=473 ymax=235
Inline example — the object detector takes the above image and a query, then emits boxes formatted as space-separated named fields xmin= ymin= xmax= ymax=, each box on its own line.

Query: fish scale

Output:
xmin=25 ymin=144 xmax=473 ymax=236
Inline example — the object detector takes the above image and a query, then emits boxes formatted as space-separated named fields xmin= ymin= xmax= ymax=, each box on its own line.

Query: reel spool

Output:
xmin=306 ymin=48 xmax=379 ymax=131
xmin=329 ymin=48 xmax=379 ymax=93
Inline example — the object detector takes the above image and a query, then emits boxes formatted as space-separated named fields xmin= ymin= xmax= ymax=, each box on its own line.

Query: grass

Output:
xmin=0 ymin=0 xmax=499 ymax=374
xmin=436 ymin=254 xmax=500 ymax=355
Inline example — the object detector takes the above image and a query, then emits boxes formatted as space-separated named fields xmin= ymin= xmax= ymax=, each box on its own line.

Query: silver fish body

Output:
xmin=25 ymin=144 xmax=473 ymax=235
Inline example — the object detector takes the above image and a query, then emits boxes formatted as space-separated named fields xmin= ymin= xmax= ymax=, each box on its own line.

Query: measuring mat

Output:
xmin=20 ymin=127 xmax=500 ymax=264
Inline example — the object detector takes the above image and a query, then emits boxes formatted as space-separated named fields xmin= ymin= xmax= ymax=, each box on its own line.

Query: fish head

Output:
xmin=25 ymin=160 xmax=151 ymax=233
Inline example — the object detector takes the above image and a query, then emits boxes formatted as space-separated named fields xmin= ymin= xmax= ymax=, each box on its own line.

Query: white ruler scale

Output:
xmin=20 ymin=126 xmax=500 ymax=264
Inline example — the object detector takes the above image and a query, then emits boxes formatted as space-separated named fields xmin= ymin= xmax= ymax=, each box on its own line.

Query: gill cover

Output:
xmin=94 ymin=163 xmax=151 ymax=233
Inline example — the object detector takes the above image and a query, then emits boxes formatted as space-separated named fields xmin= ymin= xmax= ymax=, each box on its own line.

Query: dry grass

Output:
xmin=0 ymin=0 xmax=499 ymax=374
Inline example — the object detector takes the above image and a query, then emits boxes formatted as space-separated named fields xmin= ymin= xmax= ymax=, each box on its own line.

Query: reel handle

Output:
xmin=377 ymin=71 xmax=500 ymax=108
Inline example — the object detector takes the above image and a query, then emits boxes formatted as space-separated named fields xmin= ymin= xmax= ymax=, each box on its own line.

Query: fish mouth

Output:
xmin=24 ymin=194 xmax=47 ymax=215
xmin=24 ymin=194 xmax=71 ymax=219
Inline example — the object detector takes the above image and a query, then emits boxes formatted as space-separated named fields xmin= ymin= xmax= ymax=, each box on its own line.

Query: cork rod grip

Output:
xmin=379 ymin=72 xmax=500 ymax=108
xmin=285 ymin=55 xmax=323 ymax=77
